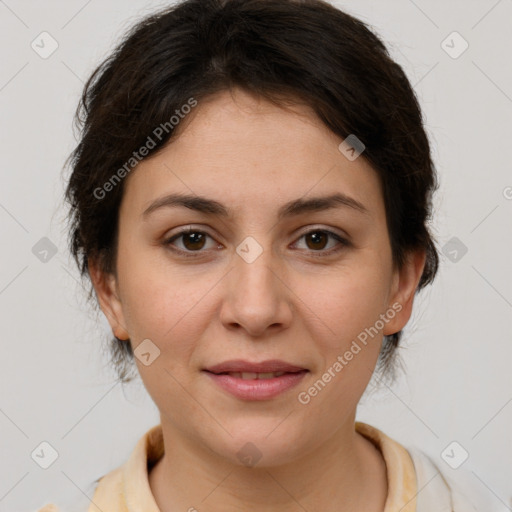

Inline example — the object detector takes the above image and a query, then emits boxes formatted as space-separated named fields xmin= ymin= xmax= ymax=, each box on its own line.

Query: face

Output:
xmin=91 ymin=88 xmax=425 ymax=467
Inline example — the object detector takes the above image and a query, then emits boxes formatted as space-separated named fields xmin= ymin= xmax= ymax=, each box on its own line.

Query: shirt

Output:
xmin=37 ymin=421 xmax=508 ymax=512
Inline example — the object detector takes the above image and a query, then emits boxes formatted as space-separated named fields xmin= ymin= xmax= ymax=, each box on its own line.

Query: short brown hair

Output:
xmin=65 ymin=0 xmax=439 ymax=383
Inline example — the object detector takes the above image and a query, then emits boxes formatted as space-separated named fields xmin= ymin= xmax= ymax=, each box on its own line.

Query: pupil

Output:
xmin=182 ymin=232 xmax=327 ymax=251
xmin=185 ymin=232 xmax=205 ymax=250
xmin=308 ymin=232 xmax=326 ymax=250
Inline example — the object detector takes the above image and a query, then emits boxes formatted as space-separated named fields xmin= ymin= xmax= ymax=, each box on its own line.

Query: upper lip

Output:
xmin=204 ymin=359 xmax=307 ymax=374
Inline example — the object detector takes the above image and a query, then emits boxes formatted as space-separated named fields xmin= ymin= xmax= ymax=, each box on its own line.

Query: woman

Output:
xmin=40 ymin=0 xmax=506 ymax=510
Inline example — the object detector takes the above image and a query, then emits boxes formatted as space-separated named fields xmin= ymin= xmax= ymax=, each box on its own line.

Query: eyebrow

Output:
xmin=142 ymin=192 xmax=370 ymax=219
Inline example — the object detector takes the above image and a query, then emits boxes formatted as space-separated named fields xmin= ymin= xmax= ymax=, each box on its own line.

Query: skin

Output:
xmin=90 ymin=88 xmax=426 ymax=512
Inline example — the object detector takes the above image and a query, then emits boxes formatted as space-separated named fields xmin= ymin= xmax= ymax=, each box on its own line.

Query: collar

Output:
xmin=88 ymin=421 xmax=418 ymax=511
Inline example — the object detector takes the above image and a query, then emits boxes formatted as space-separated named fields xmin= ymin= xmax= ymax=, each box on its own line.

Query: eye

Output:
xmin=163 ymin=226 xmax=350 ymax=258
xmin=292 ymin=229 xmax=349 ymax=255
xmin=163 ymin=228 xmax=220 ymax=256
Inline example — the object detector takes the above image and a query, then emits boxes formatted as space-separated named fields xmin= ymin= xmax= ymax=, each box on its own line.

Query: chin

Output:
xmin=203 ymin=420 xmax=308 ymax=468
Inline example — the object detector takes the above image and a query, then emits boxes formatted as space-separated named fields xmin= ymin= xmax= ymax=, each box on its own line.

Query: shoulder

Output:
xmin=36 ymin=425 xmax=161 ymax=512
xmin=407 ymin=446 xmax=510 ymax=512
xmin=35 ymin=467 xmax=123 ymax=512
xmin=356 ymin=422 xmax=510 ymax=512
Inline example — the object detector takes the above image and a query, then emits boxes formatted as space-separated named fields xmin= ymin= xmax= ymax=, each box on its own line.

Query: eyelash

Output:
xmin=163 ymin=227 xmax=351 ymax=259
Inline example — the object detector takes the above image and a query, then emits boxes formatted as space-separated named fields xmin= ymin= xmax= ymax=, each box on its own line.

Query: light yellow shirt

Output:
xmin=38 ymin=421 xmax=420 ymax=512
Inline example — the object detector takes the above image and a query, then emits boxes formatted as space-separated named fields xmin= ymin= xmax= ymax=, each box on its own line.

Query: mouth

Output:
xmin=203 ymin=360 xmax=309 ymax=400
xmin=204 ymin=359 xmax=307 ymax=374
xmin=209 ymin=371 xmax=292 ymax=379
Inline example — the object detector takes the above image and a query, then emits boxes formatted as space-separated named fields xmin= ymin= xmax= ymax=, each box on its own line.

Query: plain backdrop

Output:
xmin=1 ymin=0 xmax=511 ymax=510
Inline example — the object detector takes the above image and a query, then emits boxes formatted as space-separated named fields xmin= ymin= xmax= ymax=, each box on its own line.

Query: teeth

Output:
xmin=227 ymin=371 xmax=286 ymax=379
xmin=240 ymin=372 xmax=258 ymax=380
xmin=258 ymin=372 xmax=285 ymax=379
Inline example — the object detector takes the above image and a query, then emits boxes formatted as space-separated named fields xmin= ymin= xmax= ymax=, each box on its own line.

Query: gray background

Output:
xmin=0 ymin=0 xmax=511 ymax=510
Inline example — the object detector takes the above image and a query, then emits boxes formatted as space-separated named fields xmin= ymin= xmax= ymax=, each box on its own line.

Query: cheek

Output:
xmin=297 ymin=262 xmax=391 ymax=350
xmin=116 ymin=250 xmax=215 ymax=355
xmin=118 ymin=268 xmax=217 ymax=403
xmin=295 ymin=270 xmax=388 ymax=418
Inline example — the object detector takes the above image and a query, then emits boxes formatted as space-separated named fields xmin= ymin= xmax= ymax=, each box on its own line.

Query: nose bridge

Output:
xmin=233 ymin=237 xmax=280 ymax=301
xmin=238 ymin=248 xmax=274 ymax=287
xmin=220 ymin=236 xmax=291 ymax=334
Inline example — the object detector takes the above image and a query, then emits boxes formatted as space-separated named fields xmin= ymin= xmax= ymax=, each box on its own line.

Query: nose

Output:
xmin=219 ymin=244 xmax=293 ymax=337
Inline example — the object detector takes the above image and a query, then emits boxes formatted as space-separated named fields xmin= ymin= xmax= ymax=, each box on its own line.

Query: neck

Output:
xmin=149 ymin=416 xmax=388 ymax=512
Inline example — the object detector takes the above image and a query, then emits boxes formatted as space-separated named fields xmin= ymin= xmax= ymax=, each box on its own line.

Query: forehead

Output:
xmin=120 ymin=89 xmax=384 ymax=220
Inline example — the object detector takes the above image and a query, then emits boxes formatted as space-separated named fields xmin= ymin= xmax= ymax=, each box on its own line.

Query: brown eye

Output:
xmin=181 ymin=232 xmax=207 ymax=250
xmin=293 ymin=229 xmax=350 ymax=256
xmin=164 ymin=229 xmax=218 ymax=256
xmin=304 ymin=231 xmax=329 ymax=250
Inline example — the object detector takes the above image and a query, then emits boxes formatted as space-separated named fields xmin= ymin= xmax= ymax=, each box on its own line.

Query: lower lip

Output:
xmin=204 ymin=370 xmax=308 ymax=400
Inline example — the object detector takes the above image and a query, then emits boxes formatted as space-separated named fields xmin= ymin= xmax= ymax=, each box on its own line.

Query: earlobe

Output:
xmin=88 ymin=258 xmax=130 ymax=341
xmin=383 ymin=249 xmax=427 ymax=336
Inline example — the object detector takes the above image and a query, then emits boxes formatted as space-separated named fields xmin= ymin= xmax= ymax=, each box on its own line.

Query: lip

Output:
xmin=203 ymin=359 xmax=308 ymax=401
xmin=204 ymin=371 xmax=308 ymax=400
xmin=205 ymin=359 xmax=307 ymax=374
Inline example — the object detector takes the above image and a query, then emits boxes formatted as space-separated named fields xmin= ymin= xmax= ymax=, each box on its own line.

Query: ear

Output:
xmin=88 ymin=257 xmax=130 ymax=341
xmin=383 ymin=248 xmax=427 ymax=336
